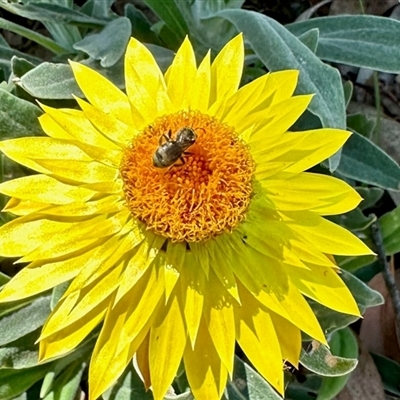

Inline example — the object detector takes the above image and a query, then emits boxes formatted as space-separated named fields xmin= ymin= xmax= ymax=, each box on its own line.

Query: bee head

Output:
xmin=177 ymin=127 xmax=197 ymax=146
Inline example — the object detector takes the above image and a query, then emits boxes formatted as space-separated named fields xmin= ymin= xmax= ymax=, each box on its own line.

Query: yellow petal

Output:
xmin=0 ymin=175 xmax=94 ymax=204
xmin=35 ymin=196 xmax=123 ymax=217
xmin=0 ymin=214 xmax=82 ymax=257
xmin=39 ymin=299 xmax=107 ymax=360
xmin=283 ymin=210 xmax=374 ymax=256
xmin=235 ymin=283 xmax=284 ymax=394
xmin=135 ymin=334 xmax=151 ymax=390
xmin=149 ymin=293 xmax=186 ymax=400
xmin=3 ymin=198 xmax=49 ymax=215
xmin=20 ymin=211 xmax=130 ymax=262
xmin=117 ymin=264 xmax=165 ymax=347
xmin=0 ymin=137 xmax=90 ymax=173
xmin=286 ymin=129 xmax=351 ymax=174
xmin=284 ymin=262 xmax=360 ymax=316
xmin=262 ymin=172 xmax=363 ymax=215
xmin=180 ymin=252 xmax=204 ymax=346
xmin=189 ymin=241 xmax=210 ymax=278
xmin=166 ymin=36 xmax=197 ymax=110
xmin=125 ymin=37 xmax=172 ymax=124
xmin=115 ymin=232 xmax=164 ymax=304
xmin=205 ymin=237 xmax=240 ymax=302
xmin=245 ymin=248 xmax=327 ymax=344
xmin=204 ymin=270 xmax=235 ymax=377
xmin=164 ymin=241 xmax=186 ymax=302
xmin=268 ymin=69 xmax=299 ymax=104
xmin=184 ymin=318 xmax=228 ymax=400
xmin=39 ymin=104 xmax=121 ymax=150
xmin=222 ymin=73 xmax=272 ymax=124
xmin=210 ymin=33 xmax=244 ymax=107
xmin=39 ymin=113 xmax=73 ymax=140
xmin=270 ymin=311 xmax=301 ymax=367
xmin=223 ymin=70 xmax=299 ymax=128
xmin=90 ymin=264 xmax=165 ymax=398
xmin=40 ymin=258 xmax=124 ymax=340
xmin=89 ymin=295 xmax=151 ymax=400
xmin=190 ymin=51 xmax=211 ymax=113
xmin=74 ymin=97 xmax=132 ymax=147
xmin=32 ymin=158 xmax=118 ymax=184
xmin=69 ymin=60 xmax=134 ymax=127
xmin=246 ymin=94 xmax=313 ymax=140
xmin=67 ymin=229 xmax=142 ymax=294
xmin=0 ymin=250 xmax=94 ymax=302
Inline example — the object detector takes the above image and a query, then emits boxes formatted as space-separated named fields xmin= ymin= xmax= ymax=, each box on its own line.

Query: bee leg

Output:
xmin=173 ymin=157 xmax=186 ymax=167
xmin=159 ymin=130 xmax=172 ymax=145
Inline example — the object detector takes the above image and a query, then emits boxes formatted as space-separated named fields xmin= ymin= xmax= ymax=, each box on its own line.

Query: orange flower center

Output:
xmin=120 ymin=110 xmax=254 ymax=242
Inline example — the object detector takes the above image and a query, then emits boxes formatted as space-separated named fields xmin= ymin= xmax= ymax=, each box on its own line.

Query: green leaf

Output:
xmin=42 ymin=360 xmax=86 ymax=400
xmin=287 ymin=16 xmax=400 ymax=73
xmin=340 ymin=270 xmax=384 ymax=309
xmin=300 ymin=341 xmax=357 ymax=377
xmin=336 ymin=130 xmax=400 ymax=190
xmin=0 ymin=329 xmax=40 ymax=369
xmin=11 ymin=56 xmax=37 ymax=78
xmin=50 ymin=282 xmax=70 ymax=311
xmin=142 ymin=0 xmax=188 ymax=42
xmin=380 ymin=205 xmax=400 ymax=255
xmin=0 ymin=363 xmax=53 ymax=400
xmin=0 ymin=45 xmax=41 ymax=70
xmin=74 ymin=17 xmax=131 ymax=67
xmin=336 ymin=254 xmax=376 ymax=273
xmin=165 ymin=391 xmax=194 ymax=399
xmin=343 ymin=80 xmax=353 ymax=108
xmin=317 ymin=328 xmax=358 ymax=400
xmin=0 ymin=1 xmax=106 ymax=29
xmin=347 ymin=114 xmax=375 ymax=139
xmin=0 ymin=16 xmax=71 ymax=55
xmin=211 ymin=9 xmax=346 ymax=131
xmin=370 ymin=353 xmax=400 ymax=396
xmin=330 ymin=208 xmax=375 ymax=232
xmin=225 ymin=356 xmax=282 ymax=399
xmin=353 ymin=260 xmax=381 ymax=283
xmin=102 ymin=361 xmax=153 ymax=400
xmin=357 ymin=187 xmax=384 ymax=210
xmin=18 ymin=63 xmax=83 ymax=99
xmin=0 ymin=89 xmax=43 ymax=138
xmin=0 ymin=294 xmax=51 ymax=346
xmin=298 ymin=28 xmax=319 ymax=52
xmin=0 ymin=271 xmax=10 ymax=287
xmin=124 ymin=3 xmax=161 ymax=45
xmin=309 ymin=300 xmax=359 ymax=336
xmin=80 ymin=0 xmax=115 ymax=19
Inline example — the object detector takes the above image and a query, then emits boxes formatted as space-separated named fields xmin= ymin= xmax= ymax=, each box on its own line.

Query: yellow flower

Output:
xmin=0 ymin=34 xmax=372 ymax=399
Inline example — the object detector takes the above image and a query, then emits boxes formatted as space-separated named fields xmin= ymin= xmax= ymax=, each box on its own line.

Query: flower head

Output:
xmin=0 ymin=34 xmax=372 ymax=399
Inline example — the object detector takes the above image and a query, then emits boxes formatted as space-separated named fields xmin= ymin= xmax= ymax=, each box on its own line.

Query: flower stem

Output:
xmin=370 ymin=214 xmax=400 ymax=343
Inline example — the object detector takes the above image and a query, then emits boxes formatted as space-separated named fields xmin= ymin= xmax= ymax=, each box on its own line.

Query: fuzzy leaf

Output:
xmin=0 ymin=89 xmax=43 ymax=138
xmin=225 ymin=356 xmax=282 ymax=400
xmin=287 ymin=16 xmax=400 ymax=73
xmin=317 ymin=328 xmax=358 ymax=400
xmin=74 ymin=17 xmax=131 ymax=67
xmin=337 ymin=130 xmax=400 ymax=190
xmin=300 ymin=341 xmax=357 ymax=377
xmin=18 ymin=63 xmax=83 ymax=99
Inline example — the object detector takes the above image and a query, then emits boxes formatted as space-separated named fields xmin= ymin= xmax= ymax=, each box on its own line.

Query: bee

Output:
xmin=153 ymin=127 xmax=197 ymax=168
